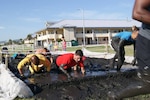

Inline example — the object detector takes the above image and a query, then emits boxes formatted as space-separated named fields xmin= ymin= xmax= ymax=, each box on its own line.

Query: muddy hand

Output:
xmin=59 ymin=65 xmax=72 ymax=78
xmin=20 ymin=74 xmax=26 ymax=80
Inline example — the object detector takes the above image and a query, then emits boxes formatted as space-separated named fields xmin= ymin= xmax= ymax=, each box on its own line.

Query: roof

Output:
xmin=46 ymin=19 xmax=141 ymax=28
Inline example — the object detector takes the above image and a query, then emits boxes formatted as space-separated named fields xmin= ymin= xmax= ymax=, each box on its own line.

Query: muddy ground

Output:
xmin=8 ymin=56 xmax=150 ymax=100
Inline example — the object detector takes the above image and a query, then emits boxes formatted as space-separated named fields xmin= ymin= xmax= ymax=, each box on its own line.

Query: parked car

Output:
xmin=1 ymin=47 xmax=9 ymax=54
xmin=1 ymin=47 xmax=9 ymax=63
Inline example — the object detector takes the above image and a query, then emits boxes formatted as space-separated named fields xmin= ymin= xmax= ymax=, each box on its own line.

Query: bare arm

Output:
xmin=18 ymin=68 xmax=24 ymax=76
xmin=17 ymin=58 xmax=30 ymax=76
xmin=132 ymin=0 xmax=150 ymax=24
xmin=81 ymin=67 xmax=86 ymax=74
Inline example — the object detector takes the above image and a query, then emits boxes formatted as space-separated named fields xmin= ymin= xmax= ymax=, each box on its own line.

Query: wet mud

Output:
xmin=8 ymin=56 xmax=148 ymax=100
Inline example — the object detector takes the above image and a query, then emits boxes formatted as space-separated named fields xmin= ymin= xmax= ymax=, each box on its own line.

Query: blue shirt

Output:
xmin=114 ymin=31 xmax=133 ymax=41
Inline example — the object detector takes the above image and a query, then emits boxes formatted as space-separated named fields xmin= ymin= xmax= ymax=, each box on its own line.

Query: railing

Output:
xmin=0 ymin=43 xmax=111 ymax=69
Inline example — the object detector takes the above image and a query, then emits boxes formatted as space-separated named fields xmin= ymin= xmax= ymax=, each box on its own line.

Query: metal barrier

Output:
xmin=0 ymin=49 xmax=33 ymax=69
xmin=0 ymin=44 xmax=111 ymax=69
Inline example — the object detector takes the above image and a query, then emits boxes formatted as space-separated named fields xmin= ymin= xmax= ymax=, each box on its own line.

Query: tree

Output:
xmin=19 ymin=38 xmax=24 ymax=44
xmin=8 ymin=39 xmax=13 ymax=45
xmin=26 ymin=34 xmax=32 ymax=40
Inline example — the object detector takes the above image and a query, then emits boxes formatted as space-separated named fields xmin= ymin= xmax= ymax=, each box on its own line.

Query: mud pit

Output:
xmin=9 ymin=56 xmax=149 ymax=100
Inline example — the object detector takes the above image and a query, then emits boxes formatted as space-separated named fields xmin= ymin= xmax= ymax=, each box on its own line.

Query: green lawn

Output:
xmin=65 ymin=44 xmax=134 ymax=56
xmin=0 ymin=44 xmax=134 ymax=57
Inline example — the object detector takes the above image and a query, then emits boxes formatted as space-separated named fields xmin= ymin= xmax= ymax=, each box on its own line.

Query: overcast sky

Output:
xmin=0 ymin=0 xmax=138 ymax=41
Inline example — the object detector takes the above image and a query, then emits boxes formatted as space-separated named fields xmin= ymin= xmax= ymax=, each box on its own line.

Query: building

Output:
xmin=35 ymin=19 xmax=141 ymax=47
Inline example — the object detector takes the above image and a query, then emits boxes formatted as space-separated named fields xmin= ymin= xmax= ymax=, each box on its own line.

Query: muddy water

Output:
xmin=9 ymin=57 xmax=140 ymax=100
xmin=25 ymin=68 xmax=138 ymax=100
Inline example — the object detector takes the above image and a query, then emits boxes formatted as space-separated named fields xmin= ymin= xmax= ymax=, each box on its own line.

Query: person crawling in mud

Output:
xmin=35 ymin=47 xmax=49 ymax=56
xmin=53 ymin=49 xmax=86 ymax=78
xmin=110 ymin=25 xmax=139 ymax=71
xmin=17 ymin=54 xmax=51 ymax=77
xmin=35 ymin=47 xmax=53 ymax=63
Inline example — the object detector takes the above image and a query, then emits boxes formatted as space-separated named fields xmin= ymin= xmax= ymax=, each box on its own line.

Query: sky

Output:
xmin=0 ymin=0 xmax=137 ymax=41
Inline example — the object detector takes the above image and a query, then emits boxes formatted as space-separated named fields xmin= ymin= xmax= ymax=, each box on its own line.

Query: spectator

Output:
xmin=61 ymin=36 xmax=66 ymax=51
xmin=54 ymin=41 xmax=58 ymax=51
xmin=48 ymin=41 xmax=53 ymax=51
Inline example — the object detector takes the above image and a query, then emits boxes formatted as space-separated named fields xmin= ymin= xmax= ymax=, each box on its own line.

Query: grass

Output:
xmin=1 ymin=44 xmax=134 ymax=57
xmin=65 ymin=44 xmax=134 ymax=56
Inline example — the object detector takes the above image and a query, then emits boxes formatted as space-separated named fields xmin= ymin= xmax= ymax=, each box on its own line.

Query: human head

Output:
xmin=27 ymin=50 xmax=33 ymax=55
xmin=132 ymin=25 xmax=139 ymax=32
xmin=74 ymin=49 xmax=83 ymax=62
xmin=61 ymin=36 xmax=65 ymax=41
xmin=30 ymin=55 xmax=40 ymax=65
xmin=131 ymin=26 xmax=139 ymax=40
xmin=35 ymin=48 xmax=48 ymax=56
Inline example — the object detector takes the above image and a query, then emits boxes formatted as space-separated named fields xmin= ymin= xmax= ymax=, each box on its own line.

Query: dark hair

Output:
xmin=132 ymin=25 xmax=139 ymax=31
xmin=75 ymin=49 xmax=83 ymax=57
xmin=44 ymin=47 xmax=48 ymax=51
xmin=30 ymin=55 xmax=40 ymax=65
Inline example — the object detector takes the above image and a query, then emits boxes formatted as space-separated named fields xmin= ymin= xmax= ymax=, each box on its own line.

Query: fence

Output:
xmin=0 ymin=43 xmax=111 ymax=68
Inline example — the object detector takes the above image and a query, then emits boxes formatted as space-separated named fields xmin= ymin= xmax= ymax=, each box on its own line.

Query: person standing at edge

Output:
xmin=55 ymin=49 xmax=86 ymax=78
xmin=109 ymin=26 xmax=139 ymax=71
xmin=108 ymin=0 xmax=150 ymax=99
xmin=61 ymin=36 xmax=66 ymax=51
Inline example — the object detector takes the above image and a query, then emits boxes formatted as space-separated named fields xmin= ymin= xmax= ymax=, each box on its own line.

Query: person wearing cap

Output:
xmin=17 ymin=54 xmax=51 ymax=77
xmin=54 ymin=49 xmax=86 ymax=78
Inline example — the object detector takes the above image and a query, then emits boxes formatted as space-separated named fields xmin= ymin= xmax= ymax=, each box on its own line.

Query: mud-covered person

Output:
xmin=109 ymin=26 xmax=139 ymax=71
xmin=52 ymin=49 xmax=86 ymax=78
xmin=35 ymin=47 xmax=53 ymax=63
xmin=108 ymin=0 xmax=150 ymax=99
xmin=17 ymin=54 xmax=51 ymax=78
